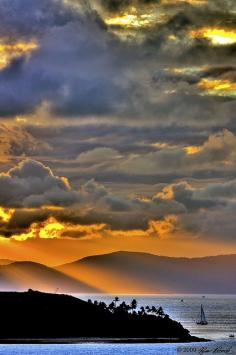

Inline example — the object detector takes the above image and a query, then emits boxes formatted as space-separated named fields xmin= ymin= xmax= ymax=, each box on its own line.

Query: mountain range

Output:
xmin=0 ymin=259 xmax=14 ymax=266
xmin=0 ymin=251 xmax=235 ymax=294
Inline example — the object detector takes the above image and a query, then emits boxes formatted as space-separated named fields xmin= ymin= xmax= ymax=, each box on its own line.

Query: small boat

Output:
xmin=181 ymin=299 xmax=184 ymax=302
xmin=196 ymin=304 xmax=208 ymax=325
xmin=229 ymin=334 xmax=235 ymax=338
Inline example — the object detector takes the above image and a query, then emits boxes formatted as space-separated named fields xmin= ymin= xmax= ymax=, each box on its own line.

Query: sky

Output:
xmin=0 ymin=0 xmax=236 ymax=265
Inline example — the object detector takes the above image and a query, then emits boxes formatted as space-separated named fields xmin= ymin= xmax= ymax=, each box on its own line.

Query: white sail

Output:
xmin=201 ymin=305 xmax=207 ymax=323
xmin=197 ymin=304 xmax=208 ymax=325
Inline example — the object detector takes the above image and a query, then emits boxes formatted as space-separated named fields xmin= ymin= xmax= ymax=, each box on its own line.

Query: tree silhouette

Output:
xmin=151 ymin=306 xmax=157 ymax=314
xmin=139 ymin=306 xmax=146 ymax=316
xmin=108 ymin=301 xmax=115 ymax=313
xmin=98 ymin=301 xmax=107 ymax=311
xmin=114 ymin=301 xmax=130 ymax=315
xmin=157 ymin=306 xmax=165 ymax=317
xmin=130 ymin=299 xmax=137 ymax=313
xmin=113 ymin=297 xmax=120 ymax=308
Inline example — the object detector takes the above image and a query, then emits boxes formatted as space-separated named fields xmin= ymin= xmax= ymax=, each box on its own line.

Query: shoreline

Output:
xmin=0 ymin=337 xmax=210 ymax=344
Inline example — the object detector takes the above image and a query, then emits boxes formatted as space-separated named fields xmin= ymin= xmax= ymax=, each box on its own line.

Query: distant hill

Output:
xmin=0 ymin=261 xmax=98 ymax=293
xmin=0 ymin=290 xmax=203 ymax=342
xmin=0 ymin=259 xmax=14 ymax=266
xmin=0 ymin=252 xmax=235 ymax=294
xmin=58 ymin=251 xmax=236 ymax=294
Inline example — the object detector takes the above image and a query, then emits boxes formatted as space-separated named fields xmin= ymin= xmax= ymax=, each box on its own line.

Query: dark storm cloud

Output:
xmin=0 ymin=0 xmax=132 ymax=118
xmin=1 ymin=0 xmax=236 ymax=245
xmin=0 ymin=23 xmax=126 ymax=118
xmin=0 ymin=0 xmax=78 ymax=37
xmin=1 ymin=160 xmax=236 ymax=240
xmin=0 ymin=122 xmax=50 ymax=158
xmin=0 ymin=159 xmax=186 ymax=235
xmin=173 ymin=197 xmax=236 ymax=241
xmin=0 ymin=160 xmax=79 ymax=208
xmin=1 ymin=157 xmax=236 ymax=240
xmin=23 ymin=125 xmax=236 ymax=187
xmin=99 ymin=0 xmax=157 ymax=12
xmin=0 ymin=0 xmax=236 ymax=122
xmin=145 ymin=177 xmax=236 ymax=240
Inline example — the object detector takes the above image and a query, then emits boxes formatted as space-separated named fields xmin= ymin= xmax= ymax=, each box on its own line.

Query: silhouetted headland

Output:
xmin=0 ymin=290 xmax=207 ymax=343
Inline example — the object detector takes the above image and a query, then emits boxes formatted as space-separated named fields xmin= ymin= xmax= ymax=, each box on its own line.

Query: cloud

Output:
xmin=0 ymin=158 xmax=186 ymax=235
xmin=0 ymin=122 xmax=50 ymax=159
xmin=0 ymin=160 xmax=78 ymax=208
xmin=0 ymin=0 xmax=130 ymax=118
xmin=118 ymin=129 xmax=236 ymax=176
xmin=81 ymin=178 xmax=108 ymax=199
xmin=151 ymin=175 xmax=236 ymax=240
xmin=97 ymin=0 xmax=158 ymax=13
xmin=0 ymin=0 xmax=236 ymax=124
xmin=0 ymin=0 xmax=78 ymax=38
xmin=23 ymin=126 xmax=236 ymax=186
xmin=2 ymin=157 xmax=236 ymax=241
xmin=0 ymin=0 xmax=236 ymax=250
xmin=77 ymin=147 xmax=121 ymax=165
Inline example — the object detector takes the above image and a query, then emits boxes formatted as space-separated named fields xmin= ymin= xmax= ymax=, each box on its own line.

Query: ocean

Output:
xmin=0 ymin=341 xmax=235 ymax=355
xmin=0 ymin=294 xmax=235 ymax=355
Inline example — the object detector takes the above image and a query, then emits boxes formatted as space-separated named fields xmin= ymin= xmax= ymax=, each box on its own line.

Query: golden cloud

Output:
xmin=184 ymin=145 xmax=202 ymax=155
xmin=105 ymin=12 xmax=153 ymax=28
xmin=105 ymin=217 xmax=179 ymax=240
xmin=0 ymin=40 xmax=38 ymax=70
xmin=0 ymin=212 xmax=180 ymax=242
xmin=147 ymin=216 xmax=179 ymax=238
xmin=0 ymin=207 xmax=15 ymax=223
xmin=155 ymin=186 xmax=174 ymax=200
xmin=104 ymin=5 xmax=165 ymax=31
xmin=198 ymin=78 xmax=236 ymax=97
xmin=6 ymin=217 xmax=106 ymax=242
xmin=190 ymin=28 xmax=236 ymax=46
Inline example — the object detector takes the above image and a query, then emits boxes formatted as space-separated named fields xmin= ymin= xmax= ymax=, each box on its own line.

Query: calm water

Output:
xmin=78 ymin=294 xmax=236 ymax=340
xmin=0 ymin=342 xmax=236 ymax=355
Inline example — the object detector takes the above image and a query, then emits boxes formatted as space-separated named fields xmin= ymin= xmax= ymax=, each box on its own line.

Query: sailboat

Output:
xmin=196 ymin=304 xmax=208 ymax=325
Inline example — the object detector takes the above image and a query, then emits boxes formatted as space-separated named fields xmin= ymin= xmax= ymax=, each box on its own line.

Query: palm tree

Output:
xmin=116 ymin=301 xmax=130 ymax=314
xmin=113 ymin=297 xmax=120 ymax=308
xmin=99 ymin=301 xmax=107 ymax=311
xmin=151 ymin=306 xmax=157 ymax=314
xmin=108 ymin=301 xmax=115 ymax=313
xmin=139 ymin=306 xmax=145 ymax=315
xmin=130 ymin=299 xmax=137 ymax=313
xmin=157 ymin=306 xmax=164 ymax=317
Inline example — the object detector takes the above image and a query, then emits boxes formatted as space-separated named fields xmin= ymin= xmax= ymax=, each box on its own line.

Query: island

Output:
xmin=0 ymin=290 xmax=207 ymax=343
